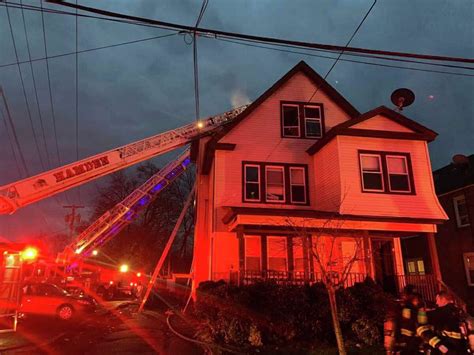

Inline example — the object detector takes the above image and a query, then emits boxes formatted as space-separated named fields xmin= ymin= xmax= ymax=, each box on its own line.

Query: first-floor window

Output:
xmin=463 ymin=253 xmax=474 ymax=286
xmin=244 ymin=236 xmax=261 ymax=273
xmin=266 ymin=166 xmax=285 ymax=202
xmin=293 ymin=237 xmax=305 ymax=275
xmin=406 ymin=258 xmax=425 ymax=276
xmin=454 ymin=195 xmax=470 ymax=228
xmin=267 ymin=236 xmax=288 ymax=272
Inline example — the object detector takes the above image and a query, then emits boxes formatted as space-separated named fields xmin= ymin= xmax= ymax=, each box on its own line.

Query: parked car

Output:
xmin=20 ymin=283 xmax=96 ymax=320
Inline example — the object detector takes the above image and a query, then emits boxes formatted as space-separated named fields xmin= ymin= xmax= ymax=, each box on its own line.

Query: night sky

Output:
xmin=0 ymin=0 xmax=473 ymax=241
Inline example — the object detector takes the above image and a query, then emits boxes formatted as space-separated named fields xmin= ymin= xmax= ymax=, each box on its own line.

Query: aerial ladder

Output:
xmin=59 ymin=148 xmax=191 ymax=260
xmin=0 ymin=105 xmax=247 ymax=215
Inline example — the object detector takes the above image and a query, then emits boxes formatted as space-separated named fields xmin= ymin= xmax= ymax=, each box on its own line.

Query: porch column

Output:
xmin=426 ymin=232 xmax=442 ymax=281
xmin=393 ymin=238 xmax=405 ymax=276
xmin=362 ymin=232 xmax=374 ymax=279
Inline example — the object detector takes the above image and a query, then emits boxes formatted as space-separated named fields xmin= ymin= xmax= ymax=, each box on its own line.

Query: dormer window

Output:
xmin=281 ymin=102 xmax=324 ymax=139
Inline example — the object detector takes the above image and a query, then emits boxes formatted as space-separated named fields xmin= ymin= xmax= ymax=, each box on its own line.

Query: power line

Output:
xmin=0 ymin=102 xmax=23 ymax=177
xmin=215 ymin=38 xmax=474 ymax=77
xmin=4 ymin=3 xmax=48 ymax=173
xmin=308 ymin=0 xmax=377 ymax=103
xmin=45 ymin=0 xmax=474 ymax=65
xmin=1 ymin=1 xmax=472 ymax=72
xmin=19 ymin=0 xmax=52 ymax=168
xmin=0 ymin=32 xmax=179 ymax=69
xmin=192 ymin=0 xmax=209 ymax=121
xmin=75 ymin=0 xmax=81 ymax=203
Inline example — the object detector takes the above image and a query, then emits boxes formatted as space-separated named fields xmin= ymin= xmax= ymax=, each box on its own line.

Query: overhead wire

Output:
xmin=308 ymin=0 xmax=377 ymax=103
xmin=0 ymin=103 xmax=23 ymax=177
xmin=19 ymin=0 xmax=52 ymax=168
xmin=214 ymin=38 xmax=474 ymax=77
xmin=4 ymin=3 xmax=48 ymax=172
xmin=0 ymin=1 xmax=473 ymax=73
xmin=192 ymin=0 xmax=208 ymax=122
xmin=75 ymin=0 xmax=81 ymax=203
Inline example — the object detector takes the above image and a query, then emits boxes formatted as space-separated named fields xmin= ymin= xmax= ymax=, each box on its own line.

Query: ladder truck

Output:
xmin=0 ymin=105 xmax=248 ymax=279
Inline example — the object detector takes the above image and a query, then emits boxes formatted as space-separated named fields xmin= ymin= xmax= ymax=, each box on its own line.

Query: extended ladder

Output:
xmin=60 ymin=149 xmax=192 ymax=260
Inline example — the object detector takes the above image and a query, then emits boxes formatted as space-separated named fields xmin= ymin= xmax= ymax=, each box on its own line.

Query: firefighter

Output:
xmin=417 ymin=291 xmax=465 ymax=354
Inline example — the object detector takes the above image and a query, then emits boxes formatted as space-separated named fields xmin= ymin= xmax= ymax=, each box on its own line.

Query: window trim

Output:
xmin=405 ymin=258 xmax=426 ymax=276
xmin=453 ymin=195 xmax=470 ymax=228
xmin=289 ymin=167 xmax=307 ymax=204
xmin=244 ymin=164 xmax=261 ymax=202
xmin=280 ymin=101 xmax=325 ymax=139
xmin=359 ymin=153 xmax=385 ymax=192
xmin=242 ymin=161 xmax=310 ymax=205
xmin=265 ymin=166 xmax=286 ymax=203
xmin=358 ymin=150 xmax=416 ymax=195
xmin=266 ymin=236 xmax=288 ymax=273
xmin=244 ymin=235 xmax=262 ymax=273
xmin=463 ymin=252 xmax=474 ymax=287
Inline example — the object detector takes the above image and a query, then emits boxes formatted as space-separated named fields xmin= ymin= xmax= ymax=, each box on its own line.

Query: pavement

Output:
xmin=0 ymin=300 xmax=205 ymax=355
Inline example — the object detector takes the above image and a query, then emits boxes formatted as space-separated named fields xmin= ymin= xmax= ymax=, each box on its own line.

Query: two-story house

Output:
xmin=191 ymin=61 xmax=447 ymax=297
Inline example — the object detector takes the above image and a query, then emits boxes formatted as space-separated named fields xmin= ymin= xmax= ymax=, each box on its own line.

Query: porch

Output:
xmin=214 ymin=270 xmax=441 ymax=303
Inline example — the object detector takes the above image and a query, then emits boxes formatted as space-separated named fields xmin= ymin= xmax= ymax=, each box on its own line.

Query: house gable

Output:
xmin=307 ymin=106 xmax=438 ymax=155
xmin=201 ymin=61 xmax=360 ymax=174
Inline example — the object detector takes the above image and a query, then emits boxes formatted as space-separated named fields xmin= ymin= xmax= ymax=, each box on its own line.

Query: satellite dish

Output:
xmin=452 ymin=154 xmax=469 ymax=166
xmin=391 ymin=88 xmax=415 ymax=111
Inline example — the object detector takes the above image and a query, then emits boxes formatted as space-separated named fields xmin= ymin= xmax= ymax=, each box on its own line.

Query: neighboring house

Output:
xmin=403 ymin=154 xmax=474 ymax=312
xmin=191 ymin=61 xmax=447 ymax=299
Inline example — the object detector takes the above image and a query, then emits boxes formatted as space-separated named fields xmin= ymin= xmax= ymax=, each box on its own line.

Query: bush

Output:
xmin=193 ymin=278 xmax=395 ymax=351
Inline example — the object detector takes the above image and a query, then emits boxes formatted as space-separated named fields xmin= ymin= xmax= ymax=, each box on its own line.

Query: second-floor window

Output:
xmin=243 ymin=162 xmax=309 ymax=205
xmin=359 ymin=151 xmax=415 ymax=194
xmin=281 ymin=102 xmax=324 ymax=139
xmin=453 ymin=195 xmax=470 ymax=228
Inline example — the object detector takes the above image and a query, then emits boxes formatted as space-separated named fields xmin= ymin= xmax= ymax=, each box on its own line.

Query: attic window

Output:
xmin=281 ymin=102 xmax=324 ymax=139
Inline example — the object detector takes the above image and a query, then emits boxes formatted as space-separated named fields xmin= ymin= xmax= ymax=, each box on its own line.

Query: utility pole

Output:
xmin=63 ymin=205 xmax=85 ymax=238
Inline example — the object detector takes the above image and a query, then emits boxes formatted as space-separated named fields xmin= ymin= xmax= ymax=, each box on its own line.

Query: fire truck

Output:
xmin=0 ymin=105 xmax=247 ymax=305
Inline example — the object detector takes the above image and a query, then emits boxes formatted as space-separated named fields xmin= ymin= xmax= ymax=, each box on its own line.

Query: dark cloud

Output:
xmin=0 ymin=0 xmax=472 ymax=240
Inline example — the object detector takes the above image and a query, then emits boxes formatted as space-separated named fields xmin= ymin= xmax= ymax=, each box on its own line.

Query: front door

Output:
xmin=371 ymin=239 xmax=397 ymax=295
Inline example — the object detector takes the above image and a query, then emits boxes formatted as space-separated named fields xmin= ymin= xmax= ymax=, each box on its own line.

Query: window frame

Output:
xmin=281 ymin=104 xmax=301 ymax=138
xmin=242 ymin=162 xmax=309 ymax=205
xmin=289 ymin=167 xmax=307 ymax=204
xmin=280 ymin=101 xmax=325 ymax=139
xmin=358 ymin=150 xmax=416 ymax=195
xmin=265 ymin=165 xmax=286 ymax=203
xmin=303 ymin=104 xmax=323 ymax=139
xmin=359 ymin=153 xmax=385 ymax=192
xmin=453 ymin=195 xmax=470 ymax=228
xmin=386 ymin=155 xmax=411 ymax=193
xmin=244 ymin=164 xmax=261 ymax=202
xmin=266 ymin=236 xmax=288 ymax=274
xmin=463 ymin=252 xmax=474 ymax=287
xmin=405 ymin=258 xmax=426 ymax=276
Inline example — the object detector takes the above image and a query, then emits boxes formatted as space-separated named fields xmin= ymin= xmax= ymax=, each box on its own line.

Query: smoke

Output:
xmin=230 ymin=89 xmax=251 ymax=108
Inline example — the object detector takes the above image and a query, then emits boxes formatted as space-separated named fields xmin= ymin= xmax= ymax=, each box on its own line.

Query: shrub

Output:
xmin=193 ymin=279 xmax=394 ymax=350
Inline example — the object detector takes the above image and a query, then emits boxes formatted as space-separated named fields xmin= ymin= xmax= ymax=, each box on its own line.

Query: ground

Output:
xmin=0 ymin=300 xmax=204 ymax=355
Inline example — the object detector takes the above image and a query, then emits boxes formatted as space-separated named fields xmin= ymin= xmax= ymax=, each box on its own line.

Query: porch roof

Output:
xmin=222 ymin=207 xmax=442 ymax=234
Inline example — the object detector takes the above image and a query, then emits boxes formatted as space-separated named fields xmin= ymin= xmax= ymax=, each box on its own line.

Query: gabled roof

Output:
xmin=433 ymin=154 xmax=474 ymax=195
xmin=201 ymin=61 xmax=360 ymax=174
xmin=306 ymin=106 xmax=438 ymax=155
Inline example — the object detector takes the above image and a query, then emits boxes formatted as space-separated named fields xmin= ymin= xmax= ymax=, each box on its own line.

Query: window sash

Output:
xmin=360 ymin=154 xmax=384 ymax=192
xmin=282 ymin=104 xmax=300 ymax=137
xmin=244 ymin=165 xmax=261 ymax=201
xmin=387 ymin=155 xmax=411 ymax=192
xmin=293 ymin=237 xmax=305 ymax=272
xmin=266 ymin=166 xmax=285 ymax=203
xmin=290 ymin=167 xmax=306 ymax=204
xmin=454 ymin=195 xmax=470 ymax=227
